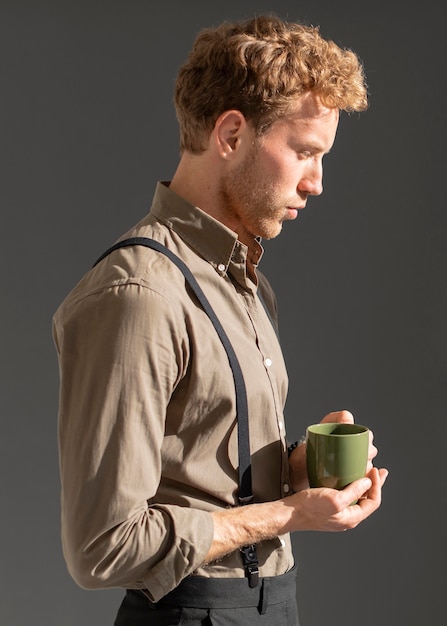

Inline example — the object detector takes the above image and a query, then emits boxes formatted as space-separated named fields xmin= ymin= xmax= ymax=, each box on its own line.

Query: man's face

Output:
xmin=218 ymin=92 xmax=339 ymax=243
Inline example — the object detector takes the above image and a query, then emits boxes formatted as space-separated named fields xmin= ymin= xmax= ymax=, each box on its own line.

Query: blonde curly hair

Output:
xmin=174 ymin=15 xmax=368 ymax=154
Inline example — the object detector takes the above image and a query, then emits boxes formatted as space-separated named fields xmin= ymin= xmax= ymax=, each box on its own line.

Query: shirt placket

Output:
xmin=240 ymin=289 xmax=290 ymax=498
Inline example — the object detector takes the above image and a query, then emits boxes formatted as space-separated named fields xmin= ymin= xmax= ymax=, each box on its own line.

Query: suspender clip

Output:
xmin=240 ymin=544 xmax=260 ymax=588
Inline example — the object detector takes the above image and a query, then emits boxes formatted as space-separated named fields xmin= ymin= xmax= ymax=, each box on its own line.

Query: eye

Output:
xmin=298 ymin=150 xmax=312 ymax=160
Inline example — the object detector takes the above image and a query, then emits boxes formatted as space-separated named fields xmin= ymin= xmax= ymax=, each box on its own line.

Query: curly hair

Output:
xmin=174 ymin=15 xmax=368 ymax=154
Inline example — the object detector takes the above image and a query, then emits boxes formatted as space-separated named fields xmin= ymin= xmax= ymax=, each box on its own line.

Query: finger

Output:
xmin=366 ymin=466 xmax=388 ymax=484
xmin=321 ymin=410 xmax=354 ymax=424
xmin=368 ymin=443 xmax=378 ymax=462
xmin=359 ymin=467 xmax=388 ymax=507
xmin=367 ymin=429 xmax=378 ymax=468
xmin=378 ymin=467 xmax=389 ymax=486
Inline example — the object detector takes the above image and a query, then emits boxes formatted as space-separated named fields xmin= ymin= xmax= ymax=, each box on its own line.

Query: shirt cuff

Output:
xmin=141 ymin=505 xmax=215 ymax=602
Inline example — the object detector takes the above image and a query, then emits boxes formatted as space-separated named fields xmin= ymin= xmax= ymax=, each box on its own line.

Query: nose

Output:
xmin=298 ymin=161 xmax=324 ymax=197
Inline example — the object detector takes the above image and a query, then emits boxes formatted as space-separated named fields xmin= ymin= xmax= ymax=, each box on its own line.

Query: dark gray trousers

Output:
xmin=114 ymin=567 xmax=299 ymax=625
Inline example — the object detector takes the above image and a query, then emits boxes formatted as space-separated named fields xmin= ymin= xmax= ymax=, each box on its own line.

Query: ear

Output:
xmin=213 ymin=110 xmax=248 ymax=159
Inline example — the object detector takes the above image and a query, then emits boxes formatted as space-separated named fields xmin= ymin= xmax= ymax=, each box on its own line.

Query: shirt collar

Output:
xmin=149 ymin=181 xmax=264 ymax=277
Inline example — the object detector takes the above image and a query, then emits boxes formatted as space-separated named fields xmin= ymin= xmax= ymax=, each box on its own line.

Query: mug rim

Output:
xmin=306 ymin=422 xmax=369 ymax=436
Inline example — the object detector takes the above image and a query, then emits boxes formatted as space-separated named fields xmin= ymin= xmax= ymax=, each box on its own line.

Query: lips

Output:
xmin=286 ymin=207 xmax=299 ymax=219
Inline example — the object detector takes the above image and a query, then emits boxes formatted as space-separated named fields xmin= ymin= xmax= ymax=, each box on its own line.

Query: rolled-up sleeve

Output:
xmin=53 ymin=277 xmax=214 ymax=601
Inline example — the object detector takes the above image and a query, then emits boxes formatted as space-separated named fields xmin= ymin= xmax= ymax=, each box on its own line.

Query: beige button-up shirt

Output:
xmin=53 ymin=182 xmax=294 ymax=602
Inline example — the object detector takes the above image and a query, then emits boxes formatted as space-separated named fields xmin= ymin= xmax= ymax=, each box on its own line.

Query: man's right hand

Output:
xmin=204 ymin=466 xmax=388 ymax=564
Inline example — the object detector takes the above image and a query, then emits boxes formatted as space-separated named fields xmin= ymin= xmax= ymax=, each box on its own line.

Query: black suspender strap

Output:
xmin=93 ymin=237 xmax=260 ymax=587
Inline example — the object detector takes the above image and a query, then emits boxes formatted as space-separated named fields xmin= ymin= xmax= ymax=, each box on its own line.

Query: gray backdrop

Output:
xmin=1 ymin=1 xmax=445 ymax=624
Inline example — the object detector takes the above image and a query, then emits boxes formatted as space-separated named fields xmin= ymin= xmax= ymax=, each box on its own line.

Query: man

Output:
xmin=53 ymin=14 xmax=388 ymax=625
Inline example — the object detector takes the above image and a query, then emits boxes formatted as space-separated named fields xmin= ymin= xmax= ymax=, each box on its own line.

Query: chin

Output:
xmin=260 ymin=223 xmax=284 ymax=240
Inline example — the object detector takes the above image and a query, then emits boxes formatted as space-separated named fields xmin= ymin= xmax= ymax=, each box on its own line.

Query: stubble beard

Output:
xmin=218 ymin=150 xmax=285 ymax=242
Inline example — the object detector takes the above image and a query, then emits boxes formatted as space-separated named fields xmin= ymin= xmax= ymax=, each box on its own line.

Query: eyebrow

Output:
xmin=294 ymin=140 xmax=332 ymax=155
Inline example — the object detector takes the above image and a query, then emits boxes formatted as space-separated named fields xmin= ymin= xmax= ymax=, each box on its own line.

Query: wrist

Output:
xmin=287 ymin=435 xmax=306 ymax=457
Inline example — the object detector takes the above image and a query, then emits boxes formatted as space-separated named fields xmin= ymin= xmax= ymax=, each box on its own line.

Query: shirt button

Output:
xmin=217 ymin=263 xmax=226 ymax=272
xmin=283 ymin=483 xmax=290 ymax=493
xmin=264 ymin=357 xmax=272 ymax=367
xmin=279 ymin=538 xmax=286 ymax=548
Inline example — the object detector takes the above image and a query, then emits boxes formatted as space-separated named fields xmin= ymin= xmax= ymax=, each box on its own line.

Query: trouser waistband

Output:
xmin=144 ymin=566 xmax=297 ymax=612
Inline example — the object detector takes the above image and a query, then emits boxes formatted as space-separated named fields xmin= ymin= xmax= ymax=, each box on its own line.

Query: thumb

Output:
xmin=340 ymin=476 xmax=372 ymax=506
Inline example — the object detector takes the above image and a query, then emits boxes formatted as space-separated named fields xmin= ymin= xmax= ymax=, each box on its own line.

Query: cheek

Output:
xmin=263 ymin=151 xmax=300 ymax=184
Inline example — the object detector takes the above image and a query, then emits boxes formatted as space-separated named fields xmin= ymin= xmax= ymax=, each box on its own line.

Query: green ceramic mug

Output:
xmin=306 ymin=422 xmax=369 ymax=490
